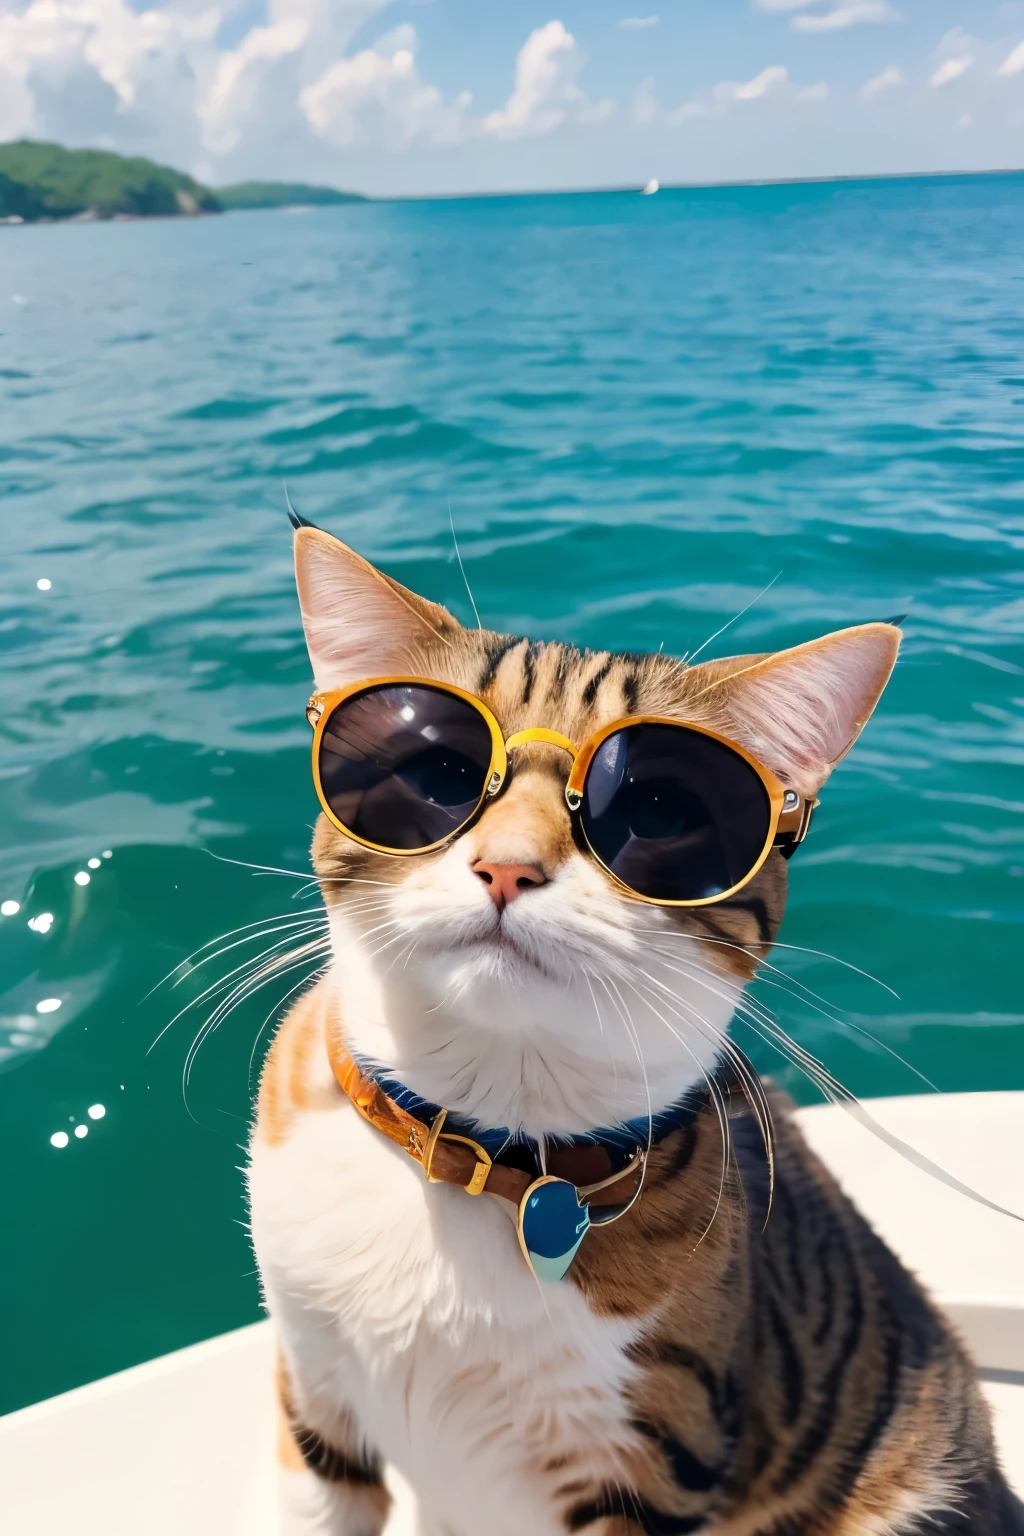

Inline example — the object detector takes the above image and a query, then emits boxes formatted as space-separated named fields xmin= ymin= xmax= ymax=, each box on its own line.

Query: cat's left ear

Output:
xmin=702 ymin=623 xmax=900 ymax=797
xmin=294 ymin=526 xmax=459 ymax=691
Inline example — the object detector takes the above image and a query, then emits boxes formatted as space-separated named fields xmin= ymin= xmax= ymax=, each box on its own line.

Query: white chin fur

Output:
xmin=325 ymin=845 xmax=740 ymax=1141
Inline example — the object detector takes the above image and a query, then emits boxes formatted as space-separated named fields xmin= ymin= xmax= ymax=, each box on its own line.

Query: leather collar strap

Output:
xmin=326 ymin=1032 xmax=717 ymax=1214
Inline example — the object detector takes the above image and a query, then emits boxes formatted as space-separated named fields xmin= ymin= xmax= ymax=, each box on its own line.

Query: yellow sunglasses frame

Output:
xmin=307 ymin=676 xmax=816 ymax=908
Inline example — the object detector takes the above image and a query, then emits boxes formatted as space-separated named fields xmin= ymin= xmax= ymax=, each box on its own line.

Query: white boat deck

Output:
xmin=2 ymin=1091 xmax=1022 ymax=1533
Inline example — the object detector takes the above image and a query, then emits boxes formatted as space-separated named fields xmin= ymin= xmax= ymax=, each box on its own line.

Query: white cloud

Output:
xmin=752 ymin=0 xmax=815 ymax=11
xmin=0 ymin=0 xmax=223 ymax=152
xmin=198 ymin=1 xmax=390 ymax=161
xmin=731 ymin=64 xmax=789 ymax=100
xmin=631 ymin=74 xmax=659 ymax=123
xmin=619 ymin=15 xmax=658 ymax=27
xmin=792 ymin=2 xmax=897 ymax=33
xmin=669 ymin=102 xmax=704 ymax=122
xmin=997 ymin=40 xmax=1024 ymax=77
xmin=0 ymin=6 xmax=620 ymax=175
xmin=669 ymin=61 xmax=829 ymax=121
xmin=201 ymin=18 xmax=309 ymax=156
xmin=859 ymin=63 xmax=902 ymax=101
xmin=0 ymin=0 xmax=397 ymax=171
xmin=373 ymin=23 xmax=418 ymax=55
xmin=300 ymin=33 xmax=469 ymax=150
xmin=483 ymin=20 xmax=612 ymax=139
xmin=930 ymin=54 xmax=973 ymax=88
xmin=957 ymin=112 xmax=971 ymax=128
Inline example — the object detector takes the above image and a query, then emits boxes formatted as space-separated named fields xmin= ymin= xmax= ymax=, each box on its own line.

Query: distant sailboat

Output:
xmin=642 ymin=179 xmax=659 ymax=196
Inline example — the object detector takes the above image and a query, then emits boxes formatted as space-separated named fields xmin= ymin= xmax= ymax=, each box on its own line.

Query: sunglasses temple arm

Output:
xmin=774 ymin=794 xmax=818 ymax=858
xmin=576 ymin=1147 xmax=646 ymax=1203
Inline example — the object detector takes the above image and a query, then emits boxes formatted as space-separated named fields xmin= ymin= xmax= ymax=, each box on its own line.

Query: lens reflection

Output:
xmin=318 ymin=684 xmax=494 ymax=850
xmin=580 ymin=724 xmax=771 ymax=902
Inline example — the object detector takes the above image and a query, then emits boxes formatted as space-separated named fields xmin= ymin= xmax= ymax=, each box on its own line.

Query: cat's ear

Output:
xmin=702 ymin=623 xmax=900 ymax=797
xmin=294 ymin=526 xmax=459 ymax=690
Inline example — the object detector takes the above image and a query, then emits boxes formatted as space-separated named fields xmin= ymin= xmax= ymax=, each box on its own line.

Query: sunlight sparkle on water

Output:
xmin=74 ymin=871 xmax=90 ymax=886
xmin=36 ymin=577 xmax=51 ymax=591
xmin=88 ymin=857 xmax=101 ymax=869
xmin=36 ymin=998 xmax=62 ymax=1014
xmin=74 ymin=1125 xmax=88 ymax=1140
xmin=1 ymin=900 xmax=19 ymax=916
xmin=50 ymin=1132 xmax=68 ymax=1149
xmin=28 ymin=912 xmax=53 ymax=933
xmin=87 ymin=1104 xmax=105 ymax=1120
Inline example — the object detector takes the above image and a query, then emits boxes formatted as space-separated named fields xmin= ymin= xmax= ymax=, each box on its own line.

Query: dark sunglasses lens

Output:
xmin=588 ymin=1200 xmax=635 ymax=1226
xmin=584 ymin=1152 xmax=645 ymax=1226
xmin=318 ymin=684 xmax=493 ymax=850
xmin=580 ymin=724 xmax=771 ymax=902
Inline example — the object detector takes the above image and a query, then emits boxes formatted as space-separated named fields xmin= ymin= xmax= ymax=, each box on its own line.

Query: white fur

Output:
xmin=333 ymin=838 xmax=736 ymax=1137
xmin=250 ymin=838 xmax=739 ymax=1535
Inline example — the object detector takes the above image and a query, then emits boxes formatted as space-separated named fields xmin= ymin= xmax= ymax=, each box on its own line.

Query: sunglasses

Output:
xmin=306 ymin=677 xmax=816 ymax=907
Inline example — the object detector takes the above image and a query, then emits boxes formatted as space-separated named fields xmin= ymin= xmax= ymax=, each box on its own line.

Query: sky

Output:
xmin=1 ymin=0 xmax=1024 ymax=195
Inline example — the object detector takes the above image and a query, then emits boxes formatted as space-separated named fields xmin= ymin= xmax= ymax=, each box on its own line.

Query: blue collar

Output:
xmin=351 ymin=1052 xmax=727 ymax=1163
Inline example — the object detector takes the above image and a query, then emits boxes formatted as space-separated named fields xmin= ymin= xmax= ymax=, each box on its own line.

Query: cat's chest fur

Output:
xmin=250 ymin=1039 xmax=652 ymax=1536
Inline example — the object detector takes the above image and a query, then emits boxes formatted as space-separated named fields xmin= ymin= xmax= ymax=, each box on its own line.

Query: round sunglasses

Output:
xmin=306 ymin=677 xmax=817 ymax=907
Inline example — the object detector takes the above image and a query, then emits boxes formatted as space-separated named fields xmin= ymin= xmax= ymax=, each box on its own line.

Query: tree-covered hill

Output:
xmin=0 ymin=142 xmax=365 ymax=224
xmin=0 ymin=141 xmax=222 ymax=221
xmin=215 ymin=181 xmax=365 ymax=210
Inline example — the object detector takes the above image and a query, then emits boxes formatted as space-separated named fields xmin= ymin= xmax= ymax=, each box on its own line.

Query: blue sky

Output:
xmin=1 ymin=0 xmax=1023 ymax=194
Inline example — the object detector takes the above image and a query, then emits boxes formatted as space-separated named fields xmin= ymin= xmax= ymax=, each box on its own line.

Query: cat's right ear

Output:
xmin=294 ymin=527 xmax=459 ymax=691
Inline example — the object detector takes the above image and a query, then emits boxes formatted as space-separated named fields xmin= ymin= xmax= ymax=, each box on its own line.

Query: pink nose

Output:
xmin=472 ymin=861 xmax=547 ymax=912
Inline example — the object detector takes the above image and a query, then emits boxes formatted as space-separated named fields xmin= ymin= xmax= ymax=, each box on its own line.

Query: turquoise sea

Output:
xmin=2 ymin=175 xmax=1023 ymax=1415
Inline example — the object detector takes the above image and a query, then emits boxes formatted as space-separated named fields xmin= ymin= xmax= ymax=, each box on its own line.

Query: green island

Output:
xmin=215 ymin=180 xmax=364 ymax=211
xmin=0 ymin=141 xmax=365 ymax=224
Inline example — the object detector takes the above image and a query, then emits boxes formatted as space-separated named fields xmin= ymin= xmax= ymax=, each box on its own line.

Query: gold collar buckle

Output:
xmin=423 ymin=1109 xmax=493 ymax=1196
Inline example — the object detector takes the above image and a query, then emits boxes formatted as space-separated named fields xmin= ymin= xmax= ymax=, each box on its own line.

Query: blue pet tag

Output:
xmin=517 ymin=1176 xmax=591 ymax=1282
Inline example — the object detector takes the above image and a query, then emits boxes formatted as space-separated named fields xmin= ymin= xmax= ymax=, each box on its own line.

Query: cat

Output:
xmin=248 ymin=522 xmax=1023 ymax=1536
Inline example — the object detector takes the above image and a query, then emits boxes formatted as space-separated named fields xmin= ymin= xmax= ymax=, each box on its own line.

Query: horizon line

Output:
xmin=372 ymin=165 xmax=1024 ymax=203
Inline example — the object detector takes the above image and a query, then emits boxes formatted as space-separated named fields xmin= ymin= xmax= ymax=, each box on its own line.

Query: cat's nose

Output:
xmin=472 ymin=861 xmax=547 ymax=912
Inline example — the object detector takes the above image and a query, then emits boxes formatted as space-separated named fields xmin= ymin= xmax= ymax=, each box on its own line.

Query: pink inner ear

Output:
xmin=713 ymin=626 xmax=899 ymax=797
xmin=294 ymin=529 xmax=445 ymax=692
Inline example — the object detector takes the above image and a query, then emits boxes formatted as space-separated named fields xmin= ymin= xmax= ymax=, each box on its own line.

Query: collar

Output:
xmin=325 ymin=1020 xmax=731 ymax=1213
xmin=353 ymin=1055 xmax=713 ymax=1159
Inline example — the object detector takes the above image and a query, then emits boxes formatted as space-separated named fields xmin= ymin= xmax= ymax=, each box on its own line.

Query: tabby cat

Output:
xmin=248 ymin=522 xmax=1022 ymax=1536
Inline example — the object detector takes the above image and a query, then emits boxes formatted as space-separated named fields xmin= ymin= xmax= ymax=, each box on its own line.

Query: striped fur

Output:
xmin=248 ymin=532 xmax=1022 ymax=1536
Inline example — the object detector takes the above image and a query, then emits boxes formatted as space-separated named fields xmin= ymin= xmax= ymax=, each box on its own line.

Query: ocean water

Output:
xmin=2 ymin=175 xmax=1023 ymax=1415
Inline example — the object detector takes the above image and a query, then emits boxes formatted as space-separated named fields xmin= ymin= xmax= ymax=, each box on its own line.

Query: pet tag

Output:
xmin=517 ymin=1176 xmax=591 ymax=1282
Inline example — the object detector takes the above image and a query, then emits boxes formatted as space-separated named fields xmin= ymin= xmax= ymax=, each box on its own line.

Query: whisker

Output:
xmin=147 ymin=920 xmax=329 ymax=1054
xmin=582 ymin=969 xmax=618 ymax=1088
xmin=604 ymin=975 xmax=653 ymax=1131
xmin=631 ymin=926 xmax=899 ymax=1000
xmin=595 ymin=974 xmax=653 ymax=1147
xmin=170 ymin=914 xmax=331 ymax=992
xmin=635 ymin=955 xmax=877 ymax=1185
xmin=644 ymin=937 xmax=934 ymax=1095
xmin=685 ymin=570 xmax=782 ymax=667
xmin=202 ymin=849 xmax=398 ymax=889
xmin=247 ymin=968 xmax=327 ymax=1092
xmin=613 ymin=971 xmax=732 ymax=1246
xmin=748 ymin=973 xmax=938 ymax=1094
xmin=183 ymin=938 xmax=332 ymax=1092
xmin=448 ymin=496 xmax=483 ymax=630
xmin=615 ymin=958 xmax=774 ymax=1203
xmin=142 ymin=907 xmax=328 ymax=1000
